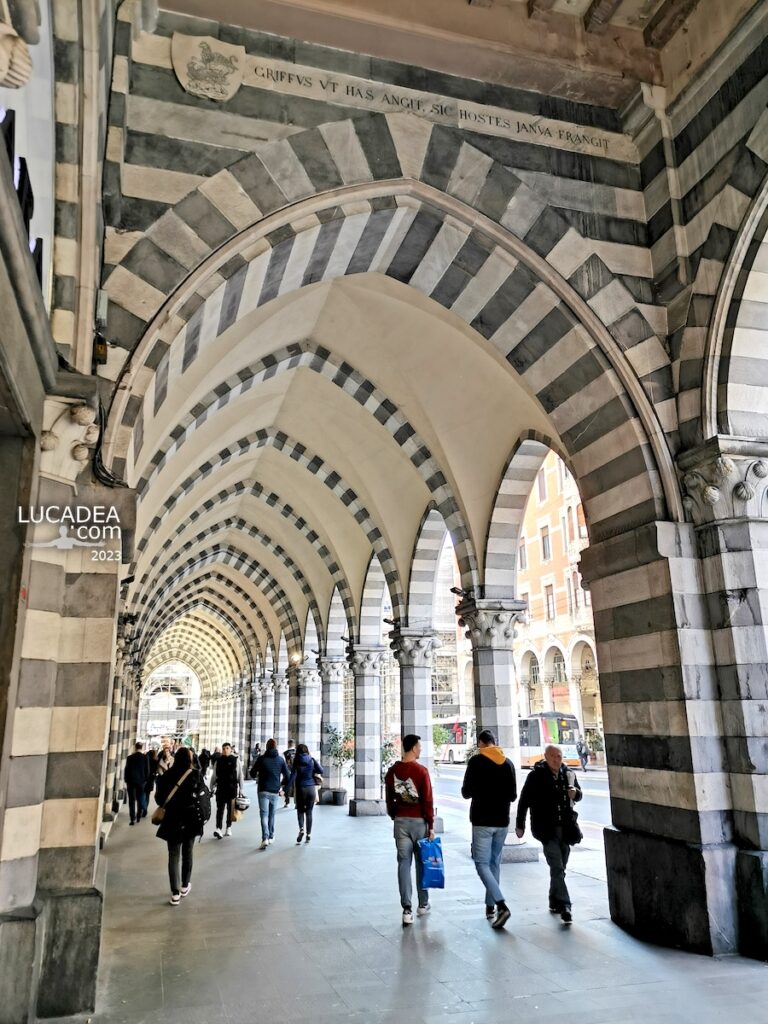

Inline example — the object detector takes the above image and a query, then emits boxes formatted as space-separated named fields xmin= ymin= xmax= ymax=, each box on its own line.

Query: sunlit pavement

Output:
xmin=91 ymin=778 xmax=768 ymax=1024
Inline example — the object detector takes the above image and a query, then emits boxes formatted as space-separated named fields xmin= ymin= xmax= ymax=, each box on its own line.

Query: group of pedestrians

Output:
xmin=385 ymin=731 xmax=582 ymax=928
xmin=127 ymin=730 xmax=581 ymax=919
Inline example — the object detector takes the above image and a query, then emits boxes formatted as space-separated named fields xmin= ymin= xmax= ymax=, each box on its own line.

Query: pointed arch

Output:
xmin=407 ymin=506 xmax=449 ymax=628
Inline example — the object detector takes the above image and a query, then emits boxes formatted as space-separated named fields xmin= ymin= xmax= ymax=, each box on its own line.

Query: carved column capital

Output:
xmin=456 ymin=599 xmax=527 ymax=651
xmin=296 ymin=666 xmax=322 ymax=690
xmin=678 ymin=438 xmax=768 ymax=525
xmin=347 ymin=646 xmax=385 ymax=674
xmin=318 ymin=657 xmax=347 ymax=684
xmin=389 ymin=628 xmax=441 ymax=668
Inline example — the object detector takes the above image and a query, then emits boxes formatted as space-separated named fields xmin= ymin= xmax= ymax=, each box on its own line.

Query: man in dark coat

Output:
xmin=515 ymin=744 xmax=583 ymax=924
xmin=461 ymin=729 xmax=517 ymax=929
xmin=124 ymin=741 xmax=150 ymax=824
xmin=252 ymin=738 xmax=290 ymax=849
xmin=210 ymin=742 xmax=240 ymax=838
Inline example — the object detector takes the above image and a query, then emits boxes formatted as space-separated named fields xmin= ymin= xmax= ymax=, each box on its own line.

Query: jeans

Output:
xmin=394 ymin=817 xmax=428 ymax=910
xmin=127 ymin=784 xmax=147 ymax=823
xmin=215 ymin=793 xmax=234 ymax=830
xmin=542 ymin=827 xmax=571 ymax=910
xmin=296 ymin=786 xmax=316 ymax=834
xmin=471 ymin=825 xmax=507 ymax=906
xmin=167 ymin=837 xmax=195 ymax=894
xmin=259 ymin=791 xmax=279 ymax=839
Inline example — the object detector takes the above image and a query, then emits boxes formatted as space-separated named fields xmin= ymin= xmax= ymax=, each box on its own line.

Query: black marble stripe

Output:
xmin=217 ymin=263 xmax=248 ymax=335
xmin=346 ymin=208 xmax=396 ymax=273
xmin=288 ymin=128 xmax=344 ymax=191
xmin=386 ymin=209 xmax=443 ymax=283
xmin=123 ymin=237 xmax=187 ymax=294
xmin=259 ymin=237 xmax=295 ymax=304
xmin=301 ymin=216 xmax=345 ymax=285
xmin=471 ymin=263 xmax=537 ymax=340
xmin=352 ymin=114 xmax=401 ymax=180
xmin=506 ymin=304 xmax=574 ymax=373
xmin=175 ymin=191 xmax=234 ymax=249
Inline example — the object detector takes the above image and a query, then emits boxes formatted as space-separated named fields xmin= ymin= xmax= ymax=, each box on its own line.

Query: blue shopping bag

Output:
xmin=417 ymin=836 xmax=445 ymax=889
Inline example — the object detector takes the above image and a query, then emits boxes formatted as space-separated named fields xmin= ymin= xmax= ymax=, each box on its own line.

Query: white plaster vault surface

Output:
xmin=95 ymin=782 xmax=768 ymax=1024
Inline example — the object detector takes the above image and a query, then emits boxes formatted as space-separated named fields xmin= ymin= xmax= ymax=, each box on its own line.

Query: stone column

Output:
xmin=541 ymin=678 xmax=554 ymax=712
xmin=679 ymin=443 xmax=768 ymax=957
xmin=261 ymin=678 xmax=275 ymax=742
xmin=456 ymin=599 xmax=527 ymax=766
xmin=319 ymin=658 xmax=346 ymax=785
xmin=389 ymin=628 xmax=441 ymax=773
xmin=287 ymin=663 xmax=300 ymax=747
xmin=568 ymin=675 xmax=584 ymax=729
xmin=273 ymin=674 xmax=289 ymax=751
xmin=348 ymin=646 xmax=387 ymax=815
xmin=295 ymin=666 xmax=322 ymax=755
xmin=580 ymin=518 xmax=735 ymax=956
xmin=251 ymin=678 xmax=264 ymax=749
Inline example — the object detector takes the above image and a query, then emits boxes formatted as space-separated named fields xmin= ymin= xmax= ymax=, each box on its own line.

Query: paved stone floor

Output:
xmin=90 ymin=780 xmax=768 ymax=1024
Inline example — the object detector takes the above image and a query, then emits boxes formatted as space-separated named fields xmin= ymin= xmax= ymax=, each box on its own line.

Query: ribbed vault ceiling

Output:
xmin=131 ymin=273 xmax=555 ymax=690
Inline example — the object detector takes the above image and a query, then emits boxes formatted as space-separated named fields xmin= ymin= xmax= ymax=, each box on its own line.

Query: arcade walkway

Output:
xmin=93 ymin=785 xmax=768 ymax=1024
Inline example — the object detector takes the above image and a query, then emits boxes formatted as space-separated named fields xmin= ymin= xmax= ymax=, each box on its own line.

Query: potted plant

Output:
xmin=326 ymin=725 xmax=354 ymax=805
xmin=433 ymin=724 xmax=451 ymax=766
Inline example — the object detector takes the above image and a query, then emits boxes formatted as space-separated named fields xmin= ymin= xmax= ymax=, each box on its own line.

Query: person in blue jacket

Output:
xmin=251 ymin=738 xmax=290 ymax=850
xmin=288 ymin=744 xmax=323 ymax=844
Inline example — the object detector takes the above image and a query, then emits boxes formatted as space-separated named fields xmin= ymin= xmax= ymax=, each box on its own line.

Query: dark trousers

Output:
xmin=216 ymin=793 xmax=234 ymax=829
xmin=542 ymin=827 xmax=571 ymax=910
xmin=296 ymin=786 xmax=317 ymax=834
xmin=127 ymin=784 xmax=147 ymax=822
xmin=167 ymin=837 xmax=195 ymax=894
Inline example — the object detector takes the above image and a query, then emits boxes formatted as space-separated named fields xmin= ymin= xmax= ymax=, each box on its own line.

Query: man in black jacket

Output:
xmin=124 ymin=741 xmax=150 ymax=825
xmin=515 ymin=743 xmax=582 ymax=924
xmin=210 ymin=742 xmax=241 ymax=838
xmin=252 ymin=739 xmax=290 ymax=849
xmin=461 ymin=729 xmax=517 ymax=929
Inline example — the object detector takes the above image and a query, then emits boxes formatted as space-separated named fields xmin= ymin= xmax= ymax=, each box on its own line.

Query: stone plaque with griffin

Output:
xmin=171 ymin=33 xmax=245 ymax=102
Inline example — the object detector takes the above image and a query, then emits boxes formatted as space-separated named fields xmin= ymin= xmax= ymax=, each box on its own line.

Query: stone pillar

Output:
xmin=287 ymin=663 xmax=300 ymax=746
xmin=456 ymin=599 xmax=527 ymax=767
xmin=251 ymin=678 xmax=264 ymax=749
xmin=348 ymin=646 xmax=387 ymax=815
xmin=679 ymin=443 xmax=768 ymax=958
xmin=541 ymin=678 xmax=554 ymax=711
xmin=580 ymin=519 xmax=736 ymax=956
xmin=273 ymin=675 xmax=289 ymax=751
xmin=261 ymin=678 xmax=275 ymax=742
xmin=295 ymin=666 xmax=322 ymax=755
xmin=389 ymin=628 xmax=441 ymax=773
xmin=568 ymin=676 xmax=584 ymax=729
xmin=319 ymin=658 xmax=346 ymax=785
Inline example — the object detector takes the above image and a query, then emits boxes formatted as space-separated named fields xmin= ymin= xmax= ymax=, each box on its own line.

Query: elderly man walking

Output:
xmin=515 ymin=743 xmax=582 ymax=924
xmin=461 ymin=729 xmax=517 ymax=929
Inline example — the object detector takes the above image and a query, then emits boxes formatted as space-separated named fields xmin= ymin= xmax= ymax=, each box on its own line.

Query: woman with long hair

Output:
xmin=154 ymin=746 xmax=204 ymax=904
xmin=288 ymin=743 xmax=323 ymax=844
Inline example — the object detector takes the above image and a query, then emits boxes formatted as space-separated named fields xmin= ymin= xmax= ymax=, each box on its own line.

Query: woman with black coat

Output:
xmin=288 ymin=743 xmax=323 ymax=844
xmin=154 ymin=746 xmax=204 ymax=905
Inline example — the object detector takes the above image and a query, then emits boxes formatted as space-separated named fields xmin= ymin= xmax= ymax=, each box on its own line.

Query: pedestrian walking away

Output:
xmin=283 ymin=739 xmax=297 ymax=806
xmin=210 ymin=742 xmax=240 ymax=838
xmin=124 ymin=741 xmax=150 ymax=825
xmin=576 ymin=738 xmax=589 ymax=771
xmin=251 ymin=738 xmax=290 ymax=849
xmin=384 ymin=733 xmax=435 ymax=926
xmin=515 ymin=743 xmax=582 ymax=924
xmin=289 ymin=744 xmax=323 ymax=843
xmin=153 ymin=746 xmax=206 ymax=905
xmin=461 ymin=729 xmax=517 ymax=929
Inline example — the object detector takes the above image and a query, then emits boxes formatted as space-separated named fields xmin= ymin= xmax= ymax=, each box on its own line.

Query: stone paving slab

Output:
xmin=86 ymin=781 xmax=768 ymax=1024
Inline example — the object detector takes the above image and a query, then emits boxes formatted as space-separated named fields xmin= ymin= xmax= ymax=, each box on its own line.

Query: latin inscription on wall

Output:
xmin=165 ymin=33 xmax=636 ymax=164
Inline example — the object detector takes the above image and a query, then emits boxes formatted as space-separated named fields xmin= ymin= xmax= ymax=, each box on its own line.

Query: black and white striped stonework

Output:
xmin=102 ymin=118 xmax=674 ymax=546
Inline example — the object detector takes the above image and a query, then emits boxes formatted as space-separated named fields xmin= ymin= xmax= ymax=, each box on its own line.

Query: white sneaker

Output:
xmin=224 ymin=827 xmax=232 ymax=837
xmin=402 ymin=908 xmax=413 ymax=926
xmin=259 ymin=839 xmax=268 ymax=850
xmin=417 ymin=904 xmax=431 ymax=917
xmin=267 ymin=837 xmax=274 ymax=845
xmin=213 ymin=829 xmax=222 ymax=839
xmin=169 ymin=893 xmax=180 ymax=906
xmin=180 ymin=884 xmax=191 ymax=897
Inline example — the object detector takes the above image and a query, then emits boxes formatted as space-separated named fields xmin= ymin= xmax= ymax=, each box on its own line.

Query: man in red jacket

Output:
xmin=385 ymin=734 xmax=435 ymax=926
